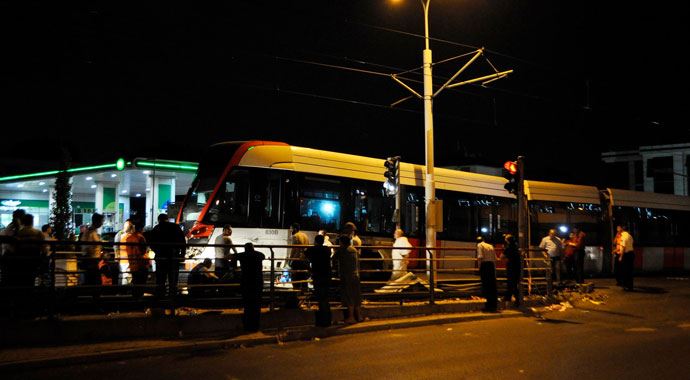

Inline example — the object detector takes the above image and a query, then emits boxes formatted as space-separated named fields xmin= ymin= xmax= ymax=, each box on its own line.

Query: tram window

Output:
xmin=204 ymin=169 xmax=250 ymax=226
xmin=403 ymin=189 xmax=421 ymax=238
xmin=495 ymin=199 xmax=517 ymax=239
xmin=674 ymin=210 xmax=690 ymax=245
xmin=440 ymin=191 xmax=476 ymax=241
xmin=352 ymin=183 xmax=395 ymax=235
xmin=298 ymin=176 xmax=341 ymax=232
xmin=262 ymin=174 xmax=281 ymax=228
xmin=639 ymin=208 xmax=675 ymax=246
xmin=299 ymin=198 xmax=340 ymax=231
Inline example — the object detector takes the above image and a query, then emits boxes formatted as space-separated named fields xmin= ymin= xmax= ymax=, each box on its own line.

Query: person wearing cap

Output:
xmin=477 ymin=236 xmax=498 ymax=312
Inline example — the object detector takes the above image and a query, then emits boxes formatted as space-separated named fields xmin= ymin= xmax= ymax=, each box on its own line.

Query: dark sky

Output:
xmin=2 ymin=1 xmax=688 ymax=185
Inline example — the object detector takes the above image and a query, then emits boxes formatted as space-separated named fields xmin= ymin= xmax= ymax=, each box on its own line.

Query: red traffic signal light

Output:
xmin=502 ymin=160 xmax=519 ymax=195
xmin=503 ymin=161 xmax=517 ymax=175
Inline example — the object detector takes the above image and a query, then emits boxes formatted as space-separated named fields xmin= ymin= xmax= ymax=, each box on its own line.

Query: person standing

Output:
xmin=617 ymin=225 xmax=635 ymax=291
xmin=114 ymin=219 xmax=132 ymax=285
xmin=391 ymin=229 xmax=412 ymax=281
xmin=124 ymin=222 xmax=149 ymax=298
xmin=612 ymin=228 xmax=623 ymax=286
xmin=476 ymin=236 xmax=498 ymax=312
xmin=572 ymin=227 xmax=587 ymax=284
xmin=41 ymin=224 xmax=54 ymax=240
xmin=0 ymin=209 xmax=26 ymax=287
xmin=333 ymin=235 xmax=362 ymax=324
xmin=80 ymin=213 xmax=104 ymax=287
xmin=289 ymin=223 xmax=310 ymax=293
xmin=343 ymin=222 xmax=362 ymax=248
xmin=237 ymin=242 xmax=265 ymax=332
xmin=500 ymin=234 xmax=522 ymax=308
xmin=539 ymin=229 xmax=563 ymax=285
xmin=563 ymin=232 xmax=578 ymax=281
xmin=305 ymin=234 xmax=332 ymax=327
xmin=149 ymin=214 xmax=187 ymax=301
xmin=214 ymin=225 xmax=238 ymax=280
xmin=13 ymin=214 xmax=45 ymax=289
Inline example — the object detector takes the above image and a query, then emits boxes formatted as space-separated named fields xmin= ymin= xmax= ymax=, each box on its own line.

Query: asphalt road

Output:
xmin=10 ymin=277 xmax=690 ymax=380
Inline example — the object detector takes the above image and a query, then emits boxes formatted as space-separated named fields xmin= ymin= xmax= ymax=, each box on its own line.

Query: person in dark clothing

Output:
xmin=333 ymin=235 xmax=362 ymax=324
xmin=1 ymin=209 xmax=26 ymax=288
xmin=79 ymin=213 xmax=104 ymax=288
xmin=149 ymin=214 xmax=187 ymax=301
xmin=500 ymin=234 xmax=522 ymax=308
xmin=188 ymin=258 xmax=219 ymax=297
xmin=572 ymin=227 xmax=587 ymax=284
xmin=11 ymin=214 xmax=45 ymax=289
xmin=237 ymin=242 xmax=265 ymax=332
xmin=305 ymin=234 xmax=332 ymax=327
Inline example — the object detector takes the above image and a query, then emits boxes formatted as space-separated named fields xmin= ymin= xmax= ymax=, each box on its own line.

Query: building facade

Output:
xmin=602 ymin=143 xmax=690 ymax=196
xmin=0 ymin=158 xmax=197 ymax=232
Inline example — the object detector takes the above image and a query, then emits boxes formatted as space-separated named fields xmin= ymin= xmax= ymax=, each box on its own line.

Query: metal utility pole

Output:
xmin=390 ymin=0 xmax=513 ymax=278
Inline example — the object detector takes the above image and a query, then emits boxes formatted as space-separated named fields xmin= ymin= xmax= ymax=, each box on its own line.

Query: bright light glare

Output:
xmin=383 ymin=180 xmax=398 ymax=195
xmin=86 ymin=176 xmax=93 ymax=181
xmin=559 ymin=225 xmax=568 ymax=234
xmin=320 ymin=201 xmax=336 ymax=216
xmin=480 ymin=227 xmax=488 ymax=233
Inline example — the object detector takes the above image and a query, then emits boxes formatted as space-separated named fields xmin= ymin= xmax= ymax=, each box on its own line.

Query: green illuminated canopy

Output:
xmin=0 ymin=158 xmax=198 ymax=183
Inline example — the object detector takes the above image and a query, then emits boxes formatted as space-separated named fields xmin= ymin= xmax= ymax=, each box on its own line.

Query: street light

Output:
xmin=390 ymin=0 xmax=513 ymax=281
xmin=420 ymin=0 xmax=436 ymax=260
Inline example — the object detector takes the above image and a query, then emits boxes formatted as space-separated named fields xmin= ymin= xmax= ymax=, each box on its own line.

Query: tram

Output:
xmin=176 ymin=141 xmax=690 ymax=278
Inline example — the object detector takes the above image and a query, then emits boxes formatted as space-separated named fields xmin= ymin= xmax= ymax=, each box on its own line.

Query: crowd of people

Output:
xmin=1 ymin=206 xmax=636 ymax=330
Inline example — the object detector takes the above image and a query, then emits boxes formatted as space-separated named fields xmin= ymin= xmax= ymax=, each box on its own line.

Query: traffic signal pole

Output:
xmin=517 ymin=156 xmax=528 ymax=255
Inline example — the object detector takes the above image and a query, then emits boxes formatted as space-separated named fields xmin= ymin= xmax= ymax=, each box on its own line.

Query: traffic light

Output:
xmin=503 ymin=160 xmax=518 ymax=194
xmin=383 ymin=156 xmax=400 ymax=195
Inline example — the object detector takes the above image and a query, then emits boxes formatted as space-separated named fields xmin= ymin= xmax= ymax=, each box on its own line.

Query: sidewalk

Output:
xmin=0 ymin=290 xmax=546 ymax=372
xmin=0 ymin=309 xmax=524 ymax=372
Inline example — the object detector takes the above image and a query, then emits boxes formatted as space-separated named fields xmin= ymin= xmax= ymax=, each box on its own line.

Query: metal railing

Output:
xmin=0 ymin=237 xmax=553 ymax=318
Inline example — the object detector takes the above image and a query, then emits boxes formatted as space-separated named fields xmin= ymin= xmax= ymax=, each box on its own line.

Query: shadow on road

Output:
xmin=575 ymin=307 xmax=644 ymax=319
xmin=629 ymin=286 xmax=668 ymax=294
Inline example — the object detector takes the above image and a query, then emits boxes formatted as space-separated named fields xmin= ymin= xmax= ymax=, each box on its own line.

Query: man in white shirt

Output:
xmin=476 ymin=236 xmax=498 ymax=312
xmin=391 ymin=229 xmax=413 ymax=280
xmin=616 ymin=225 xmax=635 ymax=291
xmin=539 ymin=229 xmax=563 ymax=285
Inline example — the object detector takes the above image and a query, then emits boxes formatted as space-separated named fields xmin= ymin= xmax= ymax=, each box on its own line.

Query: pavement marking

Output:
xmin=625 ymin=327 xmax=657 ymax=332
xmin=387 ymin=333 xmax=407 ymax=338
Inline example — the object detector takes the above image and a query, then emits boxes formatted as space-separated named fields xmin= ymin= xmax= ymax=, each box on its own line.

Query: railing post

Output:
xmin=428 ymin=248 xmax=435 ymax=305
xmin=48 ymin=241 xmax=57 ymax=319
xmin=546 ymin=255 xmax=553 ymax=296
xmin=269 ymin=247 xmax=275 ymax=311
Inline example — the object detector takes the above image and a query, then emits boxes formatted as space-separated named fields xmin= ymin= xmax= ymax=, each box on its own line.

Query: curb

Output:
xmin=0 ymin=310 xmax=524 ymax=372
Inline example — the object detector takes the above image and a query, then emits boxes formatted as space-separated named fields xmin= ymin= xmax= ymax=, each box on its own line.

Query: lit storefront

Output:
xmin=0 ymin=158 xmax=197 ymax=232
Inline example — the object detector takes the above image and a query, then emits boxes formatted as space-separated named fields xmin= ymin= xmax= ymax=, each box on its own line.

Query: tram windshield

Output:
xmin=180 ymin=142 xmax=243 ymax=229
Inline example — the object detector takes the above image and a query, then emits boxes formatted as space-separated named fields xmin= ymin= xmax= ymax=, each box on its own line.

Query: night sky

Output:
xmin=2 ymin=1 xmax=688 ymax=186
